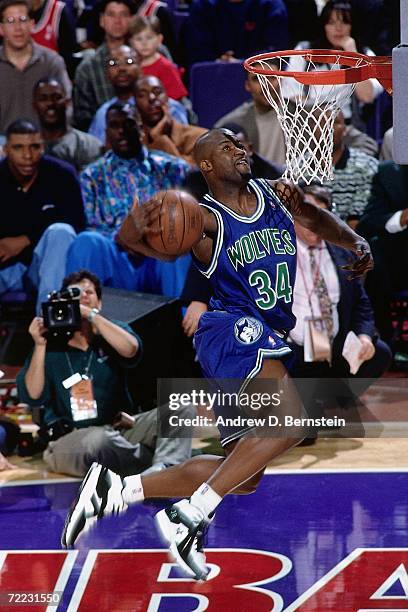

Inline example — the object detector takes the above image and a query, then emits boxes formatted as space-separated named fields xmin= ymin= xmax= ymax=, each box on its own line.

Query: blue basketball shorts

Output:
xmin=194 ymin=310 xmax=293 ymax=447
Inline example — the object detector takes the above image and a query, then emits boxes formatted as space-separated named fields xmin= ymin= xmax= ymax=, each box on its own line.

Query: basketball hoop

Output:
xmin=244 ymin=49 xmax=392 ymax=184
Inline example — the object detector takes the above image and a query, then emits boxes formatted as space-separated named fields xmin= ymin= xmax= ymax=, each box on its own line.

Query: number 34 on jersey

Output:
xmin=227 ymin=228 xmax=296 ymax=311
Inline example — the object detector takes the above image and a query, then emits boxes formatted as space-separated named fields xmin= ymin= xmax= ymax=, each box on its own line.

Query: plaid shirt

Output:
xmin=73 ymin=44 xmax=114 ymax=131
xmin=80 ymin=147 xmax=190 ymax=236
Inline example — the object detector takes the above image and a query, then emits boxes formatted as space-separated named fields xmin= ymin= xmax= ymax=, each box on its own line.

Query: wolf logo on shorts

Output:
xmin=234 ymin=317 xmax=263 ymax=344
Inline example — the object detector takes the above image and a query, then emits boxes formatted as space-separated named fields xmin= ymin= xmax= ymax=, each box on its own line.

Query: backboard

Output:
xmin=393 ymin=0 xmax=408 ymax=164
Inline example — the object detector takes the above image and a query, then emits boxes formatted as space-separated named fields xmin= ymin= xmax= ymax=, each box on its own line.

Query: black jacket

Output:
xmin=327 ymin=244 xmax=376 ymax=358
xmin=0 ymin=155 xmax=86 ymax=267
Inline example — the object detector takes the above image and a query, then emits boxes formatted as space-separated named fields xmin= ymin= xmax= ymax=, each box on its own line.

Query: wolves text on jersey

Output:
xmin=227 ymin=228 xmax=296 ymax=271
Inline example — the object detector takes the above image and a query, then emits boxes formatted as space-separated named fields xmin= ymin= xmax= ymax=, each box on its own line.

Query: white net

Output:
xmin=251 ymin=52 xmax=368 ymax=184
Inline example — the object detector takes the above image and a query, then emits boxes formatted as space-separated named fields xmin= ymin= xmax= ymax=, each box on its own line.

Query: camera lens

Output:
xmin=41 ymin=295 xmax=81 ymax=333
xmin=54 ymin=305 xmax=69 ymax=322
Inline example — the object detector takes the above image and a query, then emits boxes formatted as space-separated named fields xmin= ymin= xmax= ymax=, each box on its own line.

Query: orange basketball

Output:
xmin=146 ymin=190 xmax=204 ymax=256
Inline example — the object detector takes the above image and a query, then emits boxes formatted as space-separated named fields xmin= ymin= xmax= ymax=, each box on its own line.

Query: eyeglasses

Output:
xmin=36 ymin=93 xmax=65 ymax=104
xmin=106 ymin=58 xmax=137 ymax=68
xmin=2 ymin=15 xmax=30 ymax=25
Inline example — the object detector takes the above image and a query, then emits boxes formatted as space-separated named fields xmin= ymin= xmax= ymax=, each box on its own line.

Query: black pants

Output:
xmin=288 ymin=339 xmax=392 ymax=436
xmin=364 ymin=234 xmax=408 ymax=342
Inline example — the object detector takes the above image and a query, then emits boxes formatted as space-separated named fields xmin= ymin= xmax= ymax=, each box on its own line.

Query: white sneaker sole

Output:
xmin=62 ymin=463 xmax=103 ymax=548
xmin=155 ymin=509 xmax=197 ymax=578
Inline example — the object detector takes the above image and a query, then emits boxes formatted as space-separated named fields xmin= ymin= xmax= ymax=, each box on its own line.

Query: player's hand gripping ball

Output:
xmin=146 ymin=190 xmax=204 ymax=256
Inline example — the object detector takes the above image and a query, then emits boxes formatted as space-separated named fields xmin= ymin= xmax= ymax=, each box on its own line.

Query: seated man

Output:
xmin=0 ymin=0 xmax=71 ymax=136
xmin=215 ymin=73 xmax=378 ymax=166
xmin=215 ymin=70 xmax=287 ymax=165
xmin=33 ymin=78 xmax=103 ymax=172
xmin=88 ymin=45 xmax=188 ymax=145
xmin=325 ymin=111 xmax=379 ymax=228
xmin=288 ymin=183 xmax=391 ymax=430
xmin=0 ymin=119 xmax=86 ymax=310
xmin=73 ymin=0 xmax=137 ymax=131
xmin=17 ymin=270 xmax=193 ymax=477
xmin=134 ymin=75 xmax=206 ymax=166
xmin=358 ymin=160 xmax=408 ymax=341
xmin=66 ymin=102 xmax=191 ymax=297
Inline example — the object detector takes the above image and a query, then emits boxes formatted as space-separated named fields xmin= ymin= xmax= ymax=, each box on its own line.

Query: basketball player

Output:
xmin=61 ymin=129 xmax=373 ymax=580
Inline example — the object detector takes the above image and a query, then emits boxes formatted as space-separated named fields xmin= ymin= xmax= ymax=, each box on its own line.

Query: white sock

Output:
xmin=190 ymin=483 xmax=222 ymax=519
xmin=122 ymin=474 xmax=145 ymax=504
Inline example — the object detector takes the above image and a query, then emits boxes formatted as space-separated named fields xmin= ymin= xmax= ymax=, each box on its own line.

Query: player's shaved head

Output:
xmin=194 ymin=127 xmax=251 ymax=190
xmin=193 ymin=128 xmax=236 ymax=165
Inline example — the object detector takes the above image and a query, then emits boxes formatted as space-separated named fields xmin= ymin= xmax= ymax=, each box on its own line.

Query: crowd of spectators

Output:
xmin=0 ymin=0 xmax=406 ymax=470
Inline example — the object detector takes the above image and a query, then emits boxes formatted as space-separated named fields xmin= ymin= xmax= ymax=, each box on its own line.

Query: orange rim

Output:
xmin=244 ymin=49 xmax=392 ymax=94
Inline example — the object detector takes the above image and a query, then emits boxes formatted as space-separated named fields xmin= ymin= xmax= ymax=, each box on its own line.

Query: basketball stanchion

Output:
xmin=244 ymin=49 xmax=392 ymax=184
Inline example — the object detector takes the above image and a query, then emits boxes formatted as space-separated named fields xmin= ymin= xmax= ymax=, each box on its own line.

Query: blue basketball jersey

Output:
xmin=194 ymin=178 xmax=297 ymax=333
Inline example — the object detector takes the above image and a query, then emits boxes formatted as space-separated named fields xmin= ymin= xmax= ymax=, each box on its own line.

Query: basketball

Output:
xmin=146 ymin=190 xmax=204 ymax=256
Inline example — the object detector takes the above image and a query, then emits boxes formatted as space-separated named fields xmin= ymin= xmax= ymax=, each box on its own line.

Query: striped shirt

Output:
xmin=80 ymin=147 xmax=190 ymax=236
xmin=324 ymin=147 xmax=379 ymax=221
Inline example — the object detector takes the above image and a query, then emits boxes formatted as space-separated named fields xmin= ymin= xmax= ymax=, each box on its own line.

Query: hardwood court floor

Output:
xmin=2 ymin=436 xmax=408 ymax=486
xmin=1 ymin=376 xmax=407 ymax=484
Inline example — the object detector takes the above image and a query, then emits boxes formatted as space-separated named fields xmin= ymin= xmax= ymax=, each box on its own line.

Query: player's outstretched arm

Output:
xmin=116 ymin=195 xmax=176 ymax=261
xmin=271 ymin=179 xmax=374 ymax=279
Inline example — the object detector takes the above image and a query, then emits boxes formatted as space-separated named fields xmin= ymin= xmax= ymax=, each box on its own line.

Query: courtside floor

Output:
xmin=1 ymin=471 xmax=408 ymax=611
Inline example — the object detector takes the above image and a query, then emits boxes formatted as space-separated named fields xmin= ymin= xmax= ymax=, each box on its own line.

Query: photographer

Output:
xmin=16 ymin=270 xmax=193 ymax=477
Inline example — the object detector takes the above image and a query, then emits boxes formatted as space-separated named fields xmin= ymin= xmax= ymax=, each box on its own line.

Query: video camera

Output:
xmin=41 ymin=286 xmax=82 ymax=337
